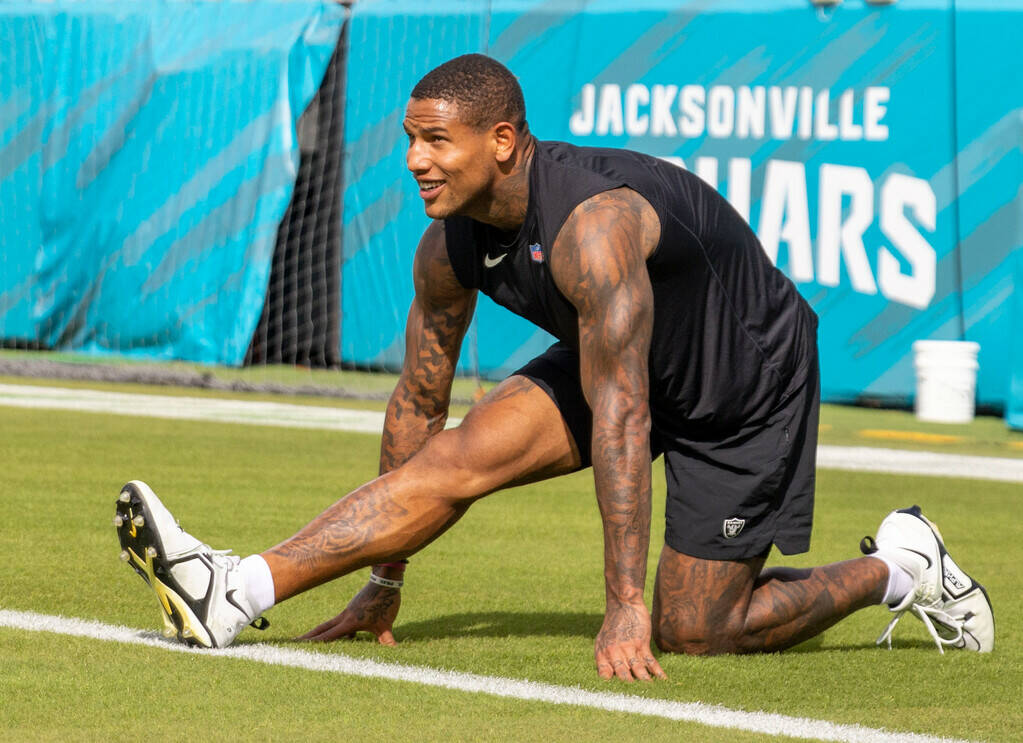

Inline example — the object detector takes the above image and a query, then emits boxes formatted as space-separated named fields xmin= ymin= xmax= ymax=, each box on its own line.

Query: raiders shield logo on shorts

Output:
xmin=722 ymin=517 xmax=746 ymax=539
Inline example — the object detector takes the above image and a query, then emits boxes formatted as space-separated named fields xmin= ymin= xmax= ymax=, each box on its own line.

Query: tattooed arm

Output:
xmin=549 ymin=188 xmax=666 ymax=682
xmin=380 ymin=220 xmax=478 ymax=474
xmin=298 ymin=220 xmax=476 ymax=645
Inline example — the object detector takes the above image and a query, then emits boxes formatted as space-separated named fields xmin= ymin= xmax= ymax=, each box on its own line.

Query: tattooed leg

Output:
xmin=263 ymin=375 xmax=582 ymax=602
xmin=652 ymin=544 xmax=887 ymax=655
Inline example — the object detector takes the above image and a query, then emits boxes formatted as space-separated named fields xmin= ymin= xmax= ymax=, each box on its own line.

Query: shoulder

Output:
xmin=570 ymin=187 xmax=653 ymax=218
xmin=548 ymin=188 xmax=659 ymax=313
xmin=554 ymin=188 xmax=660 ymax=261
xmin=413 ymin=219 xmax=447 ymax=271
xmin=413 ymin=221 xmax=472 ymax=307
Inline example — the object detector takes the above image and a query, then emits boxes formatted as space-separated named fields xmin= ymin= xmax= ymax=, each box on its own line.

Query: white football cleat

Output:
xmin=862 ymin=505 xmax=994 ymax=653
xmin=114 ymin=480 xmax=267 ymax=648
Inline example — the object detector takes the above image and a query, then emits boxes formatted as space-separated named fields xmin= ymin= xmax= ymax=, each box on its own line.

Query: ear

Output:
xmin=492 ymin=121 xmax=518 ymax=164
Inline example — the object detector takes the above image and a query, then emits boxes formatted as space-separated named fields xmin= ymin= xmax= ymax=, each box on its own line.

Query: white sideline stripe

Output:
xmin=816 ymin=445 xmax=1023 ymax=483
xmin=0 ymin=609 xmax=973 ymax=743
xmin=2 ymin=383 xmax=1022 ymax=483
xmin=0 ymin=382 xmax=439 ymax=433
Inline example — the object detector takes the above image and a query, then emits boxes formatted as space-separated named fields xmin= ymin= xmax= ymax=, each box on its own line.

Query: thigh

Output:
xmin=420 ymin=373 xmax=584 ymax=494
xmin=513 ymin=341 xmax=593 ymax=467
xmin=659 ymin=365 xmax=819 ymax=561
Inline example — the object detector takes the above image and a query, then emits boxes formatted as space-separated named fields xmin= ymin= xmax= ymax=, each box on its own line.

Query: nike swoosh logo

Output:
xmin=225 ymin=589 xmax=248 ymax=616
xmin=484 ymin=253 xmax=507 ymax=268
xmin=905 ymin=548 xmax=933 ymax=568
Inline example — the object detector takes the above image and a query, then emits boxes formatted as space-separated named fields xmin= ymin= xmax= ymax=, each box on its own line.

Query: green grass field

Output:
xmin=1 ymin=378 xmax=1021 ymax=742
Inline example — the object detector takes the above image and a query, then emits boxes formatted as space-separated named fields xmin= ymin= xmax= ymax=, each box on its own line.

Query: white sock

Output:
xmin=869 ymin=554 xmax=914 ymax=606
xmin=240 ymin=554 xmax=276 ymax=616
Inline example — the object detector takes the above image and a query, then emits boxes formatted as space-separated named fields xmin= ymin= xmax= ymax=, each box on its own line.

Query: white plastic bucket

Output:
xmin=912 ymin=340 xmax=981 ymax=424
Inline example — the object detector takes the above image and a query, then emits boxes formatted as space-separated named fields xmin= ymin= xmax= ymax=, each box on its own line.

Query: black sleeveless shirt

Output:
xmin=444 ymin=140 xmax=817 ymax=441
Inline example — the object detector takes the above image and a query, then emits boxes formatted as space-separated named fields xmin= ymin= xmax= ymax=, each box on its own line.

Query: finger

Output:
xmin=314 ymin=621 xmax=361 ymax=642
xmin=299 ymin=616 xmax=359 ymax=643
xmin=595 ymin=654 xmax=615 ymax=681
xmin=646 ymin=654 xmax=668 ymax=680
xmin=627 ymin=657 xmax=651 ymax=682
xmin=377 ymin=629 xmax=397 ymax=647
xmin=295 ymin=616 xmax=342 ymax=640
xmin=302 ymin=630 xmax=356 ymax=643
xmin=610 ymin=655 xmax=634 ymax=683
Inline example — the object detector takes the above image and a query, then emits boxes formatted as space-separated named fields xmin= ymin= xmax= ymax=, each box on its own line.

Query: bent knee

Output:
xmin=653 ymin=613 xmax=746 ymax=656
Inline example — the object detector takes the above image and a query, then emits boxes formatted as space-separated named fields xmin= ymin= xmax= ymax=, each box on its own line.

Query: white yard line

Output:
xmin=2 ymin=382 xmax=1022 ymax=482
xmin=0 ymin=382 xmax=397 ymax=433
xmin=0 ymin=608 xmax=974 ymax=743
xmin=817 ymin=445 xmax=1023 ymax=483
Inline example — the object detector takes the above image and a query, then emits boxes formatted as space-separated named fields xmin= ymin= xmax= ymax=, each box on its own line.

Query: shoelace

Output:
xmin=860 ymin=534 xmax=963 ymax=654
xmin=876 ymin=601 xmax=964 ymax=655
xmin=207 ymin=547 xmax=237 ymax=564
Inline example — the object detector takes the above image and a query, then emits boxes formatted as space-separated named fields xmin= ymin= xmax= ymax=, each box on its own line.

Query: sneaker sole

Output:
xmin=114 ymin=482 xmax=214 ymax=648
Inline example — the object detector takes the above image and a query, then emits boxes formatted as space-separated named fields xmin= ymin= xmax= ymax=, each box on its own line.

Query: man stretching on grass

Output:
xmin=115 ymin=54 xmax=993 ymax=680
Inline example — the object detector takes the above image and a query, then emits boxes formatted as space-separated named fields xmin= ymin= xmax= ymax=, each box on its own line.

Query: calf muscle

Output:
xmin=741 ymin=560 xmax=887 ymax=651
xmin=653 ymin=546 xmax=887 ymax=655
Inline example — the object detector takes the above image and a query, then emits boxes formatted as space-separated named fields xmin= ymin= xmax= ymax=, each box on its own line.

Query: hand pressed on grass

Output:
xmin=594 ymin=600 xmax=667 ymax=682
xmin=296 ymin=578 xmax=401 ymax=646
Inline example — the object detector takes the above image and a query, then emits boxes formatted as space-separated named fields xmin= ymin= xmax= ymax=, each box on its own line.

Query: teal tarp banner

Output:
xmin=340 ymin=0 xmax=1023 ymax=410
xmin=0 ymin=0 xmax=344 ymax=364
xmin=3 ymin=0 xmax=1019 ymax=413
xmin=1009 ymin=246 xmax=1023 ymax=429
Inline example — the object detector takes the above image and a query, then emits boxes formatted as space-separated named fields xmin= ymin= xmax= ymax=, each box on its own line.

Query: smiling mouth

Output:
xmin=418 ymin=180 xmax=445 ymax=195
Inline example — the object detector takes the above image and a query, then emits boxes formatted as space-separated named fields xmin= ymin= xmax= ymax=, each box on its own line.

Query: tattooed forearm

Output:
xmin=380 ymin=303 xmax=469 ymax=472
xmin=588 ymin=366 xmax=652 ymax=604
xmin=380 ymin=221 xmax=477 ymax=475
xmin=550 ymin=189 xmax=660 ymax=607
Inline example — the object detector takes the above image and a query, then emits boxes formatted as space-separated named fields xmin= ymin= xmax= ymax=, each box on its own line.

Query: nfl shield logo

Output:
xmin=529 ymin=242 xmax=544 ymax=263
xmin=722 ymin=517 xmax=746 ymax=539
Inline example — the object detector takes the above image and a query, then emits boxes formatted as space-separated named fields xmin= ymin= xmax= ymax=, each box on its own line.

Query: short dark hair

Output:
xmin=411 ymin=54 xmax=526 ymax=132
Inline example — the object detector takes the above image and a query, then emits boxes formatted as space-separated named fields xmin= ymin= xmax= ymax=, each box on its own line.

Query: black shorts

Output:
xmin=514 ymin=342 xmax=819 ymax=561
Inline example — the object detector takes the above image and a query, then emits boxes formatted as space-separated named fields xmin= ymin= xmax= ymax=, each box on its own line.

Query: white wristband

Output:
xmin=369 ymin=573 xmax=403 ymax=589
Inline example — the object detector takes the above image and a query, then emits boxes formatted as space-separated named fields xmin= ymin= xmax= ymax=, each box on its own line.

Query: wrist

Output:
xmin=605 ymin=586 xmax=645 ymax=607
xmin=371 ymin=560 xmax=408 ymax=587
xmin=374 ymin=560 xmax=407 ymax=575
xmin=369 ymin=572 xmax=404 ymax=589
